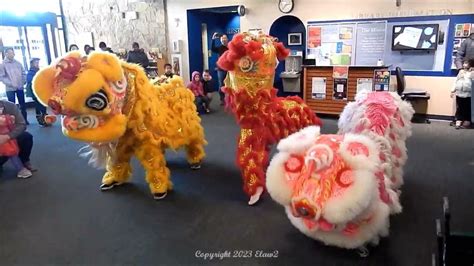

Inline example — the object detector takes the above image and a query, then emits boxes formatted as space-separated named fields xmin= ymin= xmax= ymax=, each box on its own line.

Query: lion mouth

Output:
xmin=62 ymin=115 xmax=105 ymax=131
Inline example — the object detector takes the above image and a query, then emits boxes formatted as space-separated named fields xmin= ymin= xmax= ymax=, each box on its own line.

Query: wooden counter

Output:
xmin=303 ymin=65 xmax=387 ymax=115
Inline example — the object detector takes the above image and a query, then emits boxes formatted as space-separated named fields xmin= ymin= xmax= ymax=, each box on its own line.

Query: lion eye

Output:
xmin=86 ymin=89 xmax=108 ymax=111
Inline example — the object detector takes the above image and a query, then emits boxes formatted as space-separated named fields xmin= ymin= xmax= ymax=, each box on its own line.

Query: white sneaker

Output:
xmin=17 ymin=168 xmax=33 ymax=179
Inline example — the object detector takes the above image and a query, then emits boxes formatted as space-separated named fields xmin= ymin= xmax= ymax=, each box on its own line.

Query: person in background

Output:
xmin=69 ymin=44 xmax=79 ymax=52
xmin=211 ymin=32 xmax=229 ymax=106
xmin=201 ymin=69 xmax=214 ymax=109
xmin=0 ymin=100 xmax=35 ymax=177
xmin=126 ymin=42 xmax=149 ymax=68
xmin=26 ymin=58 xmax=49 ymax=127
xmin=99 ymin=41 xmax=114 ymax=53
xmin=86 ymin=47 xmax=95 ymax=55
xmin=84 ymin=44 xmax=91 ymax=55
xmin=0 ymin=111 xmax=32 ymax=178
xmin=455 ymin=33 xmax=474 ymax=69
xmin=187 ymin=71 xmax=210 ymax=114
xmin=164 ymin=63 xmax=174 ymax=78
xmin=0 ymin=48 xmax=28 ymax=124
xmin=451 ymin=59 xmax=473 ymax=129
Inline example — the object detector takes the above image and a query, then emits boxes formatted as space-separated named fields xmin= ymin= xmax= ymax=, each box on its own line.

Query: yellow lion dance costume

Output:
xmin=33 ymin=52 xmax=206 ymax=200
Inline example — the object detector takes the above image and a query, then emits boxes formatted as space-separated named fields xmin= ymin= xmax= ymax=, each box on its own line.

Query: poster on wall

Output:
xmin=311 ymin=77 xmax=326 ymax=99
xmin=333 ymin=66 xmax=349 ymax=78
xmin=357 ymin=78 xmax=373 ymax=94
xmin=455 ymin=23 xmax=472 ymax=38
xmin=333 ymin=78 xmax=348 ymax=100
xmin=355 ymin=22 xmax=387 ymax=66
xmin=373 ymin=68 xmax=390 ymax=91
xmin=308 ymin=26 xmax=322 ymax=48
xmin=307 ymin=24 xmax=355 ymax=66
xmin=171 ymin=54 xmax=182 ymax=76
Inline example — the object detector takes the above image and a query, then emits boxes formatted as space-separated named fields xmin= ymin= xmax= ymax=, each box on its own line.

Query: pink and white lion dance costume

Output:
xmin=266 ymin=91 xmax=414 ymax=254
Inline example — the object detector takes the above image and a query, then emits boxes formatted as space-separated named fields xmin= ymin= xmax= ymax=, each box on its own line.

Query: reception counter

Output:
xmin=303 ymin=65 xmax=388 ymax=115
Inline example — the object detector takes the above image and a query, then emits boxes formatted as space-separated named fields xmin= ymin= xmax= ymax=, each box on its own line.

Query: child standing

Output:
xmin=0 ymin=114 xmax=32 ymax=178
xmin=187 ymin=71 xmax=210 ymax=113
xmin=451 ymin=59 xmax=473 ymax=129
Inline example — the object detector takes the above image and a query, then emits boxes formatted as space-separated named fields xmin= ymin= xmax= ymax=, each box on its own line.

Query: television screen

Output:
xmin=392 ymin=24 xmax=439 ymax=51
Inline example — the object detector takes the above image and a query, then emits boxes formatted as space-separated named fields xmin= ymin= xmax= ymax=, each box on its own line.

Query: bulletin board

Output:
xmin=306 ymin=14 xmax=474 ymax=76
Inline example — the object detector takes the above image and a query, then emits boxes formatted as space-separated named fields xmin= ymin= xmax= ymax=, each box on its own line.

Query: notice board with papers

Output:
xmin=307 ymin=18 xmax=450 ymax=72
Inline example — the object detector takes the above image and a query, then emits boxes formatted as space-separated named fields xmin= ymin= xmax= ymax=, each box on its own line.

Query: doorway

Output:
xmin=0 ymin=11 xmax=61 ymax=102
xmin=270 ymin=15 xmax=306 ymax=97
xmin=187 ymin=6 xmax=240 ymax=90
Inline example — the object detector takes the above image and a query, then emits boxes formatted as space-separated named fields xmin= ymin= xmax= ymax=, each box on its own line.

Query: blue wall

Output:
xmin=307 ymin=14 xmax=474 ymax=77
xmin=187 ymin=9 xmax=240 ymax=90
xmin=269 ymin=15 xmax=306 ymax=97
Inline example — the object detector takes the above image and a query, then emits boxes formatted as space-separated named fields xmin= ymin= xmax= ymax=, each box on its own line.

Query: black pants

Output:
xmin=32 ymin=93 xmax=47 ymax=117
xmin=217 ymin=70 xmax=227 ymax=103
xmin=6 ymin=89 xmax=28 ymax=122
xmin=0 ymin=132 xmax=33 ymax=166
xmin=455 ymin=96 xmax=472 ymax=122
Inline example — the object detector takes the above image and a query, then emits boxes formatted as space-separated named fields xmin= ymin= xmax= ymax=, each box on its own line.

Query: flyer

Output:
xmin=373 ymin=68 xmax=390 ymax=91
xmin=308 ymin=26 xmax=322 ymax=48
xmin=333 ymin=78 xmax=348 ymax=100
xmin=455 ymin=24 xmax=463 ymax=37
xmin=357 ymin=78 xmax=373 ymax=94
xmin=311 ymin=77 xmax=327 ymax=99
xmin=333 ymin=66 xmax=349 ymax=79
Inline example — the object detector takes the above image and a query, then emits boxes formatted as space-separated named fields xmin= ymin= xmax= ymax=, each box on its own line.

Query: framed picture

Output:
xmin=172 ymin=40 xmax=181 ymax=53
xmin=288 ymin=33 xmax=302 ymax=46
xmin=171 ymin=54 xmax=182 ymax=76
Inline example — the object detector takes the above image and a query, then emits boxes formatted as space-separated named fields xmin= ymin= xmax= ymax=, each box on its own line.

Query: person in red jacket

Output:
xmin=187 ymin=71 xmax=210 ymax=113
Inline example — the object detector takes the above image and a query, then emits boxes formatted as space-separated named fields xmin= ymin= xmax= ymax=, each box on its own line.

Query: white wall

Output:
xmin=166 ymin=0 xmax=473 ymax=116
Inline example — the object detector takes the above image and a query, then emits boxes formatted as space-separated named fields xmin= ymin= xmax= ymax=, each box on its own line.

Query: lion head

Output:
xmin=33 ymin=52 xmax=132 ymax=143
xmin=266 ymin=126 xmax=382 ymax=233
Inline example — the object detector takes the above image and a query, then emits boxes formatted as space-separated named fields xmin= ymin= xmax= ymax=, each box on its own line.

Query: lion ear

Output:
xmin=87 ymin=52 xmax=123 ymax=82
xmin=33 ymin=66 xmax=57 ymax=106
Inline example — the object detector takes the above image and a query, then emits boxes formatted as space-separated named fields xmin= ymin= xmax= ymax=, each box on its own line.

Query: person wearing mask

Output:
xmin=0 ymin=48 xmax=28 ymax=124
xmin=69 ymin=44 xmax=79 ymax=52
xmin=126 ymin=42 xmax=149 ymax=68
xmin=99 ymin=41 xmax=114 ymax=53
xmin=201 ymin=69 xmax=214 ymax=109
xmin=164 ymin=63 xmax=174 ymax=78
xmin=451 ymin=59 xmax=473 ymax=129
xmin=25 ymin=58 xmax=49 ymax=127
xmin=211 ymin=33 xmax=229 ymax=105
xmin=187 ymin=71 xmax=210 ymax=114
xmin=0 ymin=100 xmax=35 ymax=176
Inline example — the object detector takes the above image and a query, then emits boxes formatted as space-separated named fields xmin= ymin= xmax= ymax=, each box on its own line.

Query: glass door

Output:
xmin=0 ymin=25 xmax=49 ymax=102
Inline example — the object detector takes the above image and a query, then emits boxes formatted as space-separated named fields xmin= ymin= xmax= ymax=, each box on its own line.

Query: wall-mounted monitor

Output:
xmin=392 ymin=24 xmax=439 ymax=51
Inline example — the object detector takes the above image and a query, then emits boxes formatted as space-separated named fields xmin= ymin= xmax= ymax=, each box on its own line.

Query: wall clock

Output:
xmin=279 ymin=0 xmax=294 ymax=14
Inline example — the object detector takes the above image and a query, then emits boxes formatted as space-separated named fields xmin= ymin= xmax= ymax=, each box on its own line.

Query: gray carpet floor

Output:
xmin=0 ymin=102 xmax=473 ymax=266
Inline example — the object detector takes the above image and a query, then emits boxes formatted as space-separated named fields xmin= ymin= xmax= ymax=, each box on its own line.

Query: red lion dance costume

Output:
xmin=217 ymin=32 xmax=322 ymax=205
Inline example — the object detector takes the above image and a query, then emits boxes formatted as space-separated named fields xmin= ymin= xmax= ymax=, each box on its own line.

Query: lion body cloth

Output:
xmin=266 ymin=91 xmax=414 ymax=253
xmin=217 ymin=32 xmax=322 ymax=205
xmin=33 ymin=52 xmax=206 ymax=200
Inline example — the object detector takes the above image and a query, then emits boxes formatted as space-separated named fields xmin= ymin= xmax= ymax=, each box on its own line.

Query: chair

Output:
xmin=433 ymin=197 xmax=474 ymax=266
xmin=395 ymin=67 xmax=431 ymax=123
